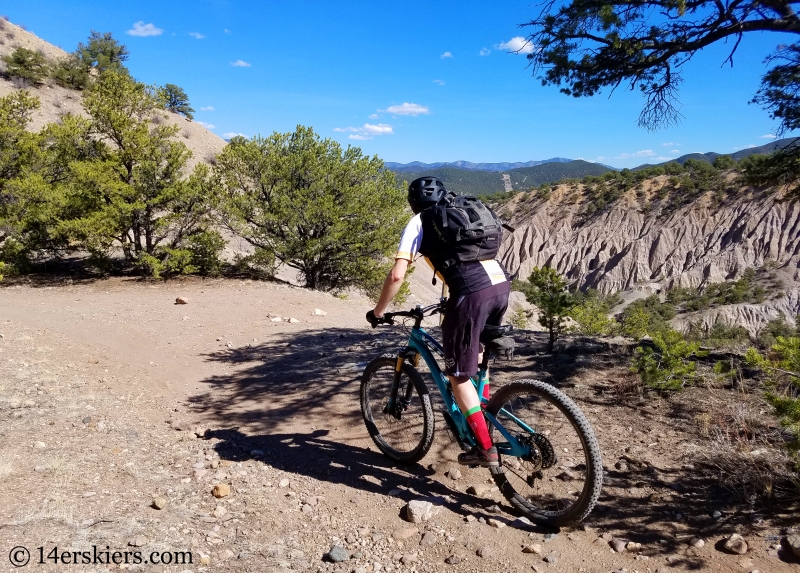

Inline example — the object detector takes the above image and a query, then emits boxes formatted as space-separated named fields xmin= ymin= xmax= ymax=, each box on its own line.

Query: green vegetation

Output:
xmin=744 ymin=338 xmax=800 ymax=452
xmin=0 ymin=74 xmax=220 ymax=278
xmin=621 ymin=295 xmax=675 ymax=339
xmin=633 ymin=329 xmax=703 ymax=391
xmin=1 ymin=47 xmax=49 ymax=85
xmin=666 ymin=270 xmax=766 ymax=311
xmin=76 ymin=30 xmax=130 ymax=74
xmin=570 ymin=289 xmax=621 ymax=335
xmin=157 ymin=83 xmax=195 ymax=120
xmin=216 ymin=126 xmax=408 ymax=292
xmin=515 ymin=266 xmax=574 ymax=352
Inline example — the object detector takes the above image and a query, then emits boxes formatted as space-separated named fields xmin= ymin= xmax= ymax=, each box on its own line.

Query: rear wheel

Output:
xmin=360 ymin=356 xmax=435 ymax=464
xmin=486 ymin=380 xmax=603 ymax=526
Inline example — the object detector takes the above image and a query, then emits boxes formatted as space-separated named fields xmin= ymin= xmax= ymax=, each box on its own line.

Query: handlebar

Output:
xmin=370 ymin=299 xmax=447 ymax=328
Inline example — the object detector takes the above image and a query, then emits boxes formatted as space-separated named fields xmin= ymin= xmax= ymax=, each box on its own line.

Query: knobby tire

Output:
xmin=360 ymin=356 xmax=435 ymax=464
xmin=486 ymin=380 xmax=603 ymax=526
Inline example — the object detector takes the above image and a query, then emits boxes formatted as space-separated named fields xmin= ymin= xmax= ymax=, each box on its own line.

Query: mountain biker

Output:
xmin=367 ymin=176 xmax=511 ymax=467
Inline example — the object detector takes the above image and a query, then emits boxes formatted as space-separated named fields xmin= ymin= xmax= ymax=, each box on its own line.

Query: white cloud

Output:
xmin=368 ymin=113 xmax=380 ymax=119
xmin=223 ymin=132 xmax=247 ymax=139
xmin=433 ymin=79 xmax=445 ymax=86
xmin=613 ymin=149 xmax=656 ymax=160
xmin=656 ymin=156 xmax=673 ymax=161
xmin=670 ymin=149 xmax=680 ymax=154
xmin=662 ymin=142 xmax=679 ymax=147
xmin=733 ymin=144 xmax=756 ymax=150
xmin=334 ymin=123 xmax=394 ymax=140
xmin=224 ymin=28 xmax=231 ymax=34
xmin=200 ymin=106 xmax=215 ymax=111
xmin=189 ymin=32 xmax=204 ymax=39
xmin=441 ymin=51 xmax=453 ymax=59
xmin=127 ymin=21 xmax=163 ymax=37
xmin=196 ymin=121 xmax=215 ymax=129
xmin=230 ymin=60 xmax=251 ymax=67
xmin=496 ymin=36 xmax=534 ymax=54
xmin=380 ymin=103 xmax=430 ymax=116
xmin=759 ymin=134 xmax=777 ymax=139
xmin=479 ymin=48 xmax=491 ymax=56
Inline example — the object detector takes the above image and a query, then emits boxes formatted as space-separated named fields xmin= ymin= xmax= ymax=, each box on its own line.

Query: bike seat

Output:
xmin=479 ymin=324 xmax=513 ymax=344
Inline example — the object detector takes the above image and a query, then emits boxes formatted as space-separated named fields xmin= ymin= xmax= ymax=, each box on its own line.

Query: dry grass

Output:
xmin=690 ymin=398 xmax=799 ymax=502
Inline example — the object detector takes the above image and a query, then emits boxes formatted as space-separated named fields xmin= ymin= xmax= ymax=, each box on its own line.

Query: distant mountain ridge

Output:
xmin=392 ymin=160 xmax=614 ymax=195
xmin=386 ymin=158 xmax=575 ymax=173
xmin=633 ymin=137 xmax=799 ymax=170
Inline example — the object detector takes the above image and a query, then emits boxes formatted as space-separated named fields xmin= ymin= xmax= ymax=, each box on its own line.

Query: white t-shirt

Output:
xmin=395 ymin=214 xmax=507 ymax=287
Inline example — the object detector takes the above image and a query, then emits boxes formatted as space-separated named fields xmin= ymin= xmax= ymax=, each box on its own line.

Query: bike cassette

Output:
xmin=531 ymin=433 xmax=556 ymax=469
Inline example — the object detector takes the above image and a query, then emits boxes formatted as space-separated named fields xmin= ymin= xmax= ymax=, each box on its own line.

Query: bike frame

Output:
xmin=391 ymin=322 xmax=535 ymax=459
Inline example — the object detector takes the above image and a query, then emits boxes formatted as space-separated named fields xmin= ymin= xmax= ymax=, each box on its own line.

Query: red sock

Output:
xmin=465 ymin=406 xmax=493 ymax=450
xmin=482 ymin=382 xmax=490 ymax=400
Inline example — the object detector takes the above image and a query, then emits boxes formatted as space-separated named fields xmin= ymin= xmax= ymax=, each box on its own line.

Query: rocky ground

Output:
xmin=0 ymin=276 xmax=798 ymax=573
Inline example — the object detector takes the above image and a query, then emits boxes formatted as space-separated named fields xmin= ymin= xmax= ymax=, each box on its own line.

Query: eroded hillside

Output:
xmin=499 ymin=175 xmax=800 ymax=333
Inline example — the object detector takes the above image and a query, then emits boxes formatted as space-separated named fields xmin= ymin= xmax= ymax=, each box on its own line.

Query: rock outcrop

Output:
xmin=500 ymin=179 xmax=800 ymax=334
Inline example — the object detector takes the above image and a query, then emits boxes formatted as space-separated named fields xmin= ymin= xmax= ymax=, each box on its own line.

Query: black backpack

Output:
xmin=419 ymin=194 xmax=510 ymax=273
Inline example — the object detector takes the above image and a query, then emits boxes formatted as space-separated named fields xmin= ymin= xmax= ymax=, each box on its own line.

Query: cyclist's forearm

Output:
xmin=374 ymin=259 xmax=409 ymax=316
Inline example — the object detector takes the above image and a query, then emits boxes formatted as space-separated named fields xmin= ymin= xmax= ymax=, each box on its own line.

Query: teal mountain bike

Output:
xmin=360 ymin=300 xmax=603 ymax=526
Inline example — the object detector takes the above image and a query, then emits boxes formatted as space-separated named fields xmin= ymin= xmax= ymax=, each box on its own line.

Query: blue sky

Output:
xmin=6 ymin=0 xmax=794 ymax=168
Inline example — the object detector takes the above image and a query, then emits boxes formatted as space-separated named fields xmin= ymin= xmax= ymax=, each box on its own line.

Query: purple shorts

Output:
xmin=441 ymin=281 xmax=511 ymax=378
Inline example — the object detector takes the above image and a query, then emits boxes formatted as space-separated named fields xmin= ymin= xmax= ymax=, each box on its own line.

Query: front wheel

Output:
xmin=486 ymin=380 xmax=603 ymax=526
xmin=360 ymin=356 xmax=435 ymax=464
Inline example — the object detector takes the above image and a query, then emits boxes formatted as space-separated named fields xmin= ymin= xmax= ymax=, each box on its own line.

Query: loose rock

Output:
xmin=287 ymin=317 xmax=301 ymax=324
xmin=420 ymin=532 xmax=437 ymax=547
xmin=313 ymin=308 xmax=328 ymax=316
xmin=543 ymin=552 xmax=557 ymax=564
xmin=404 ymin=500 xmax=439 ymax=523
xmin=446 ymin=468 xmax=462 ymax=480
xmin=723 ymin=533 xmax=748 ymax=555
xmin=279 ymin=478 xmax=290 ymax=488
xmin=476 ymin=546 xmax=492 ymax=558
xmin=488 ymin=518 xmax=506 ymax=529
xmin=212 ymin=484 xmax=231 ymax=498
xmin=128 ymin=536 xmax=147 ymax=548
xmin=152 ymin=497 xmax=166 ymax=510
xmin=212 ymin=505 xmax=227 ymax=518
xmin=786 ymin=534 xmax=800 ymax=558
xmin=466 ymin=484 xmax=490 ymax=497
xmin=522 ymin=544 xmax=542 ymax=554
xmin=324 ymin=545 xmax=349 ymax=563
xmin=175 ymin=297 xmax=188 ymax=304
xmin=445 ymin=554 xmax=462 ymax=565
xmin=610 ymin=538 xmax=628 ymax=553
xmin=689 ymin=537 xmax=705 ymax=548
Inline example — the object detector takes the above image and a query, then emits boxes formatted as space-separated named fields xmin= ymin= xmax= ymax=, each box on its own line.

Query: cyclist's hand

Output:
xmin=366 ymin=310 xmax=380 ymax=328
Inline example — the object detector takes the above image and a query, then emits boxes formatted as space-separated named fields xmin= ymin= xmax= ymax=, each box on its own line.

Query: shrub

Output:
xmin=51 ymin=55 xmax=90 ymax=89
xmin=621 ymin=295 xmax=675 ymax=338
xmin=517 ymin=266 xmax=574 ymax=352
xmin=713 ymin=154 xmax=737 ymax=169
xmin=186 ymin=229 xmax=225 ymax=276
xmin=745 ymin=338 xmax=800 ymax=450
xmin=1 ymin=47 xmax=49 ymax=85
xmin=570 ymin=289 xmax=621 ymax=335
xmin=156 ymin=83 xmax=194 ymax=119
xmin=216 ymin=126 xmax=408 ymax=292
xmin=632 ymin=328 xmax=704 ymax=391
xmin=507 ymin=306 xmax=531 ymax=329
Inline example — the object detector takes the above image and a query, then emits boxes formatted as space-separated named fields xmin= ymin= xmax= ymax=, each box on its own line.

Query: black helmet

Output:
xmin=408 ymin=176 xmax=447 ymax=214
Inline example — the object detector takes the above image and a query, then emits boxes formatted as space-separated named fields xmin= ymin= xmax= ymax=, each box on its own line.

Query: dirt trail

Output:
xmin=0 ymin=278 xmax=797 ymax=572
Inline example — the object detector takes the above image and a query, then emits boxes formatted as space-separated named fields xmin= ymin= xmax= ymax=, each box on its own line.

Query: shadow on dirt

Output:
xmin=189 ymin=326 xmax=799 ymax=565
xmin=204 ymin=427 xmax=552 ymax=534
